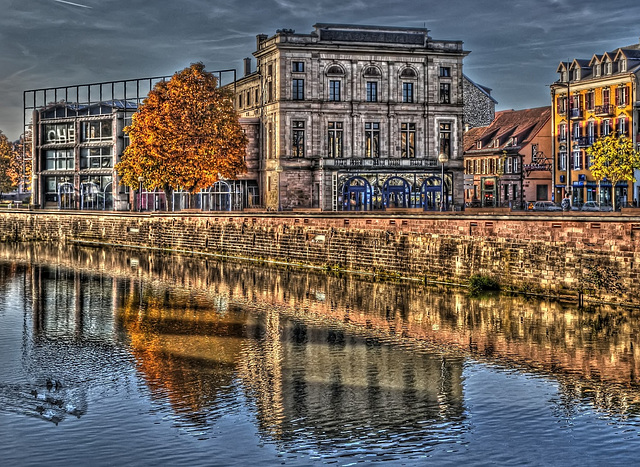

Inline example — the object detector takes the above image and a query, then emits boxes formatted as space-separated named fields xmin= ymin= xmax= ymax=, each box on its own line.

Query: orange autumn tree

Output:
xmin=116 ymin=63 xmax=247 ymax=210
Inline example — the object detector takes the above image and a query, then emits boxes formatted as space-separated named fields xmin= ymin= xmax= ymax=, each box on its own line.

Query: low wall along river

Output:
xmin=1 ymin=210 xmax=640 ymax=305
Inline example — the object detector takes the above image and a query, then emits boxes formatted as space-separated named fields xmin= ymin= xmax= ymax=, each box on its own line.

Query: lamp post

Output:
xmin=275 ymin=165 xmax=283 ymax=211
xmin=138 ymin=176 xmax=144 ymax=212
xmin=438 ymin=152 xmax=449 ymax=211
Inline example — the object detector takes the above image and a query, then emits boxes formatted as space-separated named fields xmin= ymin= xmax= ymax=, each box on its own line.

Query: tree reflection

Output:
xmin=3 ymin=242 xmax=640 ymax=436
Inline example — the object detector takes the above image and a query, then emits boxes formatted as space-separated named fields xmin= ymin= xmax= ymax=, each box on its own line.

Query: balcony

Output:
xmin=319 ymin=157 xmax=439 ymax=169
xmin=569 ymin=108 xmax=583 ymax=119
xmin=595 ymin=104 xmax=614 ymax=116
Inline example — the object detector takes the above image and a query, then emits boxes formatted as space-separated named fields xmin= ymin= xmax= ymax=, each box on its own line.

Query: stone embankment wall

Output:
xmin=1 ymin=211 xmax=639 ymax=304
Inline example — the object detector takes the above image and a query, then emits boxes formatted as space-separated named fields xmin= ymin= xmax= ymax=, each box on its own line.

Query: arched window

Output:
xmin=340 ymin=176 xmax=372 ymax=211
xmin=326 ymin=65 xmax=344 ymax=75
xmin=400 ymin=67 xmax=417 ymax=79
xmin=382 ymin=177 xmax=412 ymax=209
xmin=363 ymin=66 xmax=380 ymax=77
xmin=420 ymin=176 xmax=448 ymax=211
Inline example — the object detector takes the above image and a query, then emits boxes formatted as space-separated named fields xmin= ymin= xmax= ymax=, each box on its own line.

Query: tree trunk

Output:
xmin=163 ymin=184 xmax=174 ymax=212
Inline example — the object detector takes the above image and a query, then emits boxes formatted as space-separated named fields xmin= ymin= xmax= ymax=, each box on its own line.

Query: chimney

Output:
xmin=243 ymin=57 xmax=252 ymax=77
xmin=256 ymin=34 xmax=268 ymax=50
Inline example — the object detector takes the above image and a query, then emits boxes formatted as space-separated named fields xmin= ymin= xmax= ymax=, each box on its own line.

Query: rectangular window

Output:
xmin=80 ymin=147 xmax=113 ymax=169
xmin=402 ymin=82 xmax=414 ymax=103
xmin=439 ymin=66 xmax=451 ymax=77
xmin=292 ymin=79 xmax=304 ymax=100
xmin=585 ymin=91 xmax=594 ymax=111
xmin=573 ymin=149 xmax=581 ymax=170
xmin=618 ymin=117 xmax=628 ymax=137
xmin=292 ymin=121 xmax=305 ymax=157
xmin=400 ymin=123 xmax=416 ymax=158
xmin=587 ymin=121 xmax=595 ymax=144
xmin=238 ymin=94 xmax=243 ymax=108
xmin=82 ymin=120 xmax=112 ymax=142
xmin=45 ymin=149 xmax=74 ymax=170
xmin=558 ymin=123 xmax=567 ymax=141
xmin=365 ymin=122 xmax=380 ymax=158
xmin=328 ymin=122 xmax=343 ymax=158
xmin=558 ymin=152 xmax=567 ymax=170
xmin=329 ymin=80 xmax=341 ymax=101
xmin=572 ymin=122 xmax=580 ymax=139
xmin=602 ymin=119 xmax=611 ymax=136
xmin=513 ymin=157 xmax=519 ymax=174
xmin=292 ymin=61 xmax=304 ymax=73
xmin=267 ymin=81 xmax=273 ymax=102
xmin=44 ymin=123 xmax=75 ymax=144
xmin=439 ymin=122 xmax=452 ymax=158
xmin=440 ymin=83 xmax=451 ymax=104
xmin=255 ymin=88 xmax=260 ymax=105
xmin=602 ymin=88 xmax=610 ymax=106
xmin=366 ymin=81 xmax=378 ymax=102
xmin=557 ymin=96 xmax=567 ymax=114
xmin=80 ymin=175 xmax=112 ymax=192
xmin=44 ymin=175 xmax=73 ymax=199
xmin=617 ymin=86 xmax=629 ymax=106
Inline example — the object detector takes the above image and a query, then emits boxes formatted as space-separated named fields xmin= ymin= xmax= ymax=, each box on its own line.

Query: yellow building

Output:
xmin=551 ymin=44 xmax=640 ymax=207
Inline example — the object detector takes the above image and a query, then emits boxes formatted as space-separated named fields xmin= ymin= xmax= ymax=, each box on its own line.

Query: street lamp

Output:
xmin=275 ymin=165 xmax=283 ymax=211
xmin=138 ymin=176 xmax=144 ymax=212
xmin=438 ymin=152 xmax=449 ymax=211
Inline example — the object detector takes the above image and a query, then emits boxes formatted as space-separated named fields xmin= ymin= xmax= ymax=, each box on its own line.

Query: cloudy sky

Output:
xmin=0 ymin=0 xmax=639 ymax=140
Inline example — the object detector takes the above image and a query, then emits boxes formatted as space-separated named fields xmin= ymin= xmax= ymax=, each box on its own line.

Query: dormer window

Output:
xmin=573 ymin=68 xmax=580 ymax=80
xmin=595 ymin=64 xmax=601 ymax=77
xmin=493 ymin=139 xmax=500 ymax=148
xmin=605 ymin=61 xmax=612 ymax=75
xmin=619 ymin=59 xmax=627 ymax=72
xmin=477 ymin=141 xmax=482 ymax=149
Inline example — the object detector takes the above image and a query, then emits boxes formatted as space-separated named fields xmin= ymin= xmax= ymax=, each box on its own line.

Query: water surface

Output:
xmin=1 ymin=243 xmax=640 ymax=466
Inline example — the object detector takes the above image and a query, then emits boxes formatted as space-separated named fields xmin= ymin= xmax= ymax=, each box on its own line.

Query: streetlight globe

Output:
xmin=438 ymin=152 xmax=449 ymax=164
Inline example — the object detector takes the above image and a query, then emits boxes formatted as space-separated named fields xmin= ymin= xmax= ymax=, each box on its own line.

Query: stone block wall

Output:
xmin=1 ymin=211 xmax=639 ymax=305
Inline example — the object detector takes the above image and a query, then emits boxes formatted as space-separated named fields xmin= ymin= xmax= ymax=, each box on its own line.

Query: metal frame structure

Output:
xmin=24 ymin=69 xmax=237 ymax=209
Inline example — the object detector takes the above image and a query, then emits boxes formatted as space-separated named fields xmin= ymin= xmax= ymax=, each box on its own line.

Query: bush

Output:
xmin=469 ymin=274 xmax=500 ymax=294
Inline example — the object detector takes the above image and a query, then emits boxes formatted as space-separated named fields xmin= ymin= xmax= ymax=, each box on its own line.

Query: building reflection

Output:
xmin=3 ymin=242 xmax=640 ymax=433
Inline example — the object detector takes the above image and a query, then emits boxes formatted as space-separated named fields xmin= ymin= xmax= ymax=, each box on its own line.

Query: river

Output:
xmin=1 ymin=243 xmax=639 ymax=466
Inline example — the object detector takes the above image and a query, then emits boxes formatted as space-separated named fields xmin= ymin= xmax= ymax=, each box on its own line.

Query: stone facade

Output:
xmin=2 ymin=211 xmax=639 ymax=305
xmin=232 ymin=24 xmax=469 ymax=212
xmin=463 ymin=74 xmax=497 ymax=129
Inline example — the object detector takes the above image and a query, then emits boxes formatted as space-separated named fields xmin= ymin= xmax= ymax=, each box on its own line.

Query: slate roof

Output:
xmin=463 ymin=106 xmax=551 ymax=154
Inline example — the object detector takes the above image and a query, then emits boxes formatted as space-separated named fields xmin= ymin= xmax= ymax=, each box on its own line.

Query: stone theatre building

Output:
xmin=233 ymin=23 xmax=469 ymax=211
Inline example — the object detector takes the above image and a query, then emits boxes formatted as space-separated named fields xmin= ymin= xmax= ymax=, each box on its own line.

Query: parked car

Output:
xmin=532 ymin=201 xmax=562 ymax=211
xmin=580 ymin=201 xmax=613 ymax=212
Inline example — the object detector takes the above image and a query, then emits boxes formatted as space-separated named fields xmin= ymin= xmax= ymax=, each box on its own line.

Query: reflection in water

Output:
xmin=2 ymin=242 xmax=640 ymax=462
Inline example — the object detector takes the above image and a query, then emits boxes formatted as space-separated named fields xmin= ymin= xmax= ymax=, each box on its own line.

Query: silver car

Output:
xmin=533 ymin=201 xmax=562 ymax=211
xmin=581 ymin=201 xmax=612 ymax=212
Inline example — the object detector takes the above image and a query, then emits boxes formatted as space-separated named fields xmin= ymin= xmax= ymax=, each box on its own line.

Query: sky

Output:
xmin=1 ymin=0 xmax=639 ymax=140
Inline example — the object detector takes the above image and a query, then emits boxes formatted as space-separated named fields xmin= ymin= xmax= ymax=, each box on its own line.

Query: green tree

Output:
xmin=116 ymin=62 xmax=247 ymax=210
xmin=0 ymin=130 xmax=16 ymax=198
xmin=586 ymin=132 xmax=640 ymax=211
